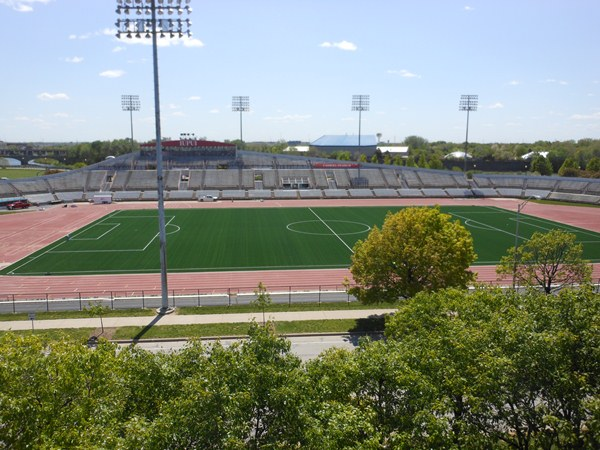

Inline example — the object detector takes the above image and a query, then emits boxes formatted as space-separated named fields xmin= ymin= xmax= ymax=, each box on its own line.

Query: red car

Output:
xmin=7 ymin=200 xmax=31 ymax=210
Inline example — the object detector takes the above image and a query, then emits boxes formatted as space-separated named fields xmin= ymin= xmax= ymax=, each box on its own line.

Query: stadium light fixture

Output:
xmin=459 ymin=94 xmax=478 ymax=173
xmin=351 ymin=94 xmax=370 ymax=149
xmin=116 ymin=0 xmax=192 ymax=315
xmin=352 ymin=94 xmax=369 ymax=181
xmin=232 ymin=96 xmax=250 ymax=143
xmin=121 ymin=94 xmax=140 ymax=152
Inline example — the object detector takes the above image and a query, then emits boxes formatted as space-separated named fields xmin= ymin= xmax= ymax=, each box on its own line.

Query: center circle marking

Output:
xmin=286 ymin=220 xmax=371 ymax=236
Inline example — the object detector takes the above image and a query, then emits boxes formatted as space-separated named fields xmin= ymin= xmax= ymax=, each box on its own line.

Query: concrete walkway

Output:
xmin=0 ymin=309 xmax=397 ymax=332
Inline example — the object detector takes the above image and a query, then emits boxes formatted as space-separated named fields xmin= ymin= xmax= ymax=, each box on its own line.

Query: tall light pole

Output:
xmin=232 ymin=96 xmax=249 ymax=143
xmin=116 ymin=0 xmax=192 ymax=314
xmin=352 ymin=94 xmax=369 ymax=183
xmin=121 ymin=94 xmax=140 ymax=152
xmin=459 ymin=94 xmax=478 ymax=173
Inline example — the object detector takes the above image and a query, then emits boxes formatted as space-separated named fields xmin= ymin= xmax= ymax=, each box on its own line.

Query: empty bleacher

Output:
xmin=380 ymin=169 xmax=403 ymax=188
xmin=86 ymin=171 xmax=107 ymax=191
xmin=46 ymin=172 xmax=87 ymax=192
xmin=204 ymin=169 xmax=239 ymax=189
xmin=127 ymin=171 xmax=157 ymax=190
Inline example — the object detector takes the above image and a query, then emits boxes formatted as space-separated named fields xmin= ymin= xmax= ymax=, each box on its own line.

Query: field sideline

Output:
xmin=1 ymin=198 xmax=599 ymax=297
xmin=2 ymin=201 xmax=600 ymax=277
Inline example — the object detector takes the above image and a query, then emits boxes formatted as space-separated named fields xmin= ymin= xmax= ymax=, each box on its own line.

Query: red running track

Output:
xmin=1 ymin=198 xmax=598 ymax=297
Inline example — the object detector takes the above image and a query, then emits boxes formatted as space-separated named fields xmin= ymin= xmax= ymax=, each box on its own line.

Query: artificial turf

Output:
xmin=2 ymin=205 xmax=599 ymax=276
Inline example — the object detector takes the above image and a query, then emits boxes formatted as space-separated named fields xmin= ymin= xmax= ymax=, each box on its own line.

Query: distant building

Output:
xmin=311 ymin=135 xmax=377 ymax=156
xmin=378 ymin=145 xmax=409 ymax=157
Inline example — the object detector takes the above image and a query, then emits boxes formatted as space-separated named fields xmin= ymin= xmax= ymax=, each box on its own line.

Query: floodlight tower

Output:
xmin=352 ymin=94 xmax=370 ymax=149
xmin=459 ymin=94 xmax=478 ymax=173
xmin=121 ymin=94 xmax=140 ymax=152
xmin=116 ymin=0 xmax=192 ymax=314
xmin=232 ymin=96 xmax=250 ymax=143
xmin=352 ymin=94 xmax=369 ymax=181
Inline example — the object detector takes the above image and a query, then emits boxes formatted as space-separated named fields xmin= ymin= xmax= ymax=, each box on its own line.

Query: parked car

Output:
xmin=7 ymin=200 xmax=31 ymax=210
xmin=199 ymin=195 xmax=217 ymax=202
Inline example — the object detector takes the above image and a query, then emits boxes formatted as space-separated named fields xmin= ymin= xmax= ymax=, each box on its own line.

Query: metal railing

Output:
xmin=0 ymin=284 xmax=356 ymax=314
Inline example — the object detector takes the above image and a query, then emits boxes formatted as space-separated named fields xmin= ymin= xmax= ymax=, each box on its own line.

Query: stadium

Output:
xmin=1 ymin=139 xmax=600 ymax=310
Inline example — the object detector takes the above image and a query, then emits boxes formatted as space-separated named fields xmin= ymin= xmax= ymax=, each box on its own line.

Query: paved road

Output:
xmin=123 ymin=333 xmax=382 ymax=361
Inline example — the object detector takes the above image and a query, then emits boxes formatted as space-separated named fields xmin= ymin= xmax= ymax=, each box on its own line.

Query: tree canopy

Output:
xmin=497 ymin=229 xmax=592 ymax=293
xmin=349 ymin=206 xmax=476 ymax=303
xmin=1 ymin=287 xmax=598 ymax=448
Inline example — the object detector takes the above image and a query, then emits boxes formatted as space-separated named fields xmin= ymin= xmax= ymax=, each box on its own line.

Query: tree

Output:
xmin=530 ymin=154 xmax=553 ymax=175
xmin=384 ymin=287 xmax=600 ymax=449
xmin=497 ymin=229 xmax=592 ymax=293
xmin=558 ymin=156 xmax=580 ymax=177
xmin=252 ymin=281 xmax=272 ymax=325
xmin=586 ymin=156 xmax=600 ymax=172
xmin=349 ymin=207 xmax=476 ymax=303
xmin=85 ymin=302 xmax=111 ymax=335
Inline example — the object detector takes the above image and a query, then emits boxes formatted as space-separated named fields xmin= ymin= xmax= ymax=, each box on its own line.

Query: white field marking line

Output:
xmin=141 ymin=215 xmax=176 ymax=251
xmin=463 ymin=219 xmax=499 ymax=231
xmin=308 ymin=207 xmax=355 ymax=253
xmin=72 ymin=223 xmax=120 ymax=241
xmin=4 ymin=211 xmax=127 ymax=275
xmin=449 ymin=212 xmax=518 ymax=239
xmin=47 ymin=217 xmax=179 ymax=254
xmin=509 ymin=216 xmax=600 ymax=241
xmin=9 ymin=263 xmax=348 ymax=276
xmin=3 ymin=210 xmax=124 ymax=273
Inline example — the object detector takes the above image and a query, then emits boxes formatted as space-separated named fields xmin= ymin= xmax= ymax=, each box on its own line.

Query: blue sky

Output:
xmin=0 ymin=0 xmax=599 ymax=145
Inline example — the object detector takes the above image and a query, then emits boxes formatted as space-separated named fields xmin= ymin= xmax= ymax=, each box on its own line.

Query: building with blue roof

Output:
xmin=311 ymin=135 xmax=378 ymax=156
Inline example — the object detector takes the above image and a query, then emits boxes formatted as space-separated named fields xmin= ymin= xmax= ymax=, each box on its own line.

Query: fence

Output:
xmin=0 ymin=283 xmax=357 ymax=314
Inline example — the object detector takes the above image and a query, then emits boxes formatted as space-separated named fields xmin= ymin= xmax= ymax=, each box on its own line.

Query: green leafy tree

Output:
xmin=427 ymin=154 xmax=443 ymax=170
xmin=530 ymin=154 xmax=554 ymax=175
xmin=586 ymin=156 xmax=600 ymax=172
xmin=558 ymin=156 xmax=580 ymax=177
xmin=85 ymin=302 xmax=111 ymax=335
xmin=349 ymin=207 xmax=476 ymax=303
xmin=497 ymin=229 xmax=592 ymax=293
xmin=385 ymin=287 xmax=600 ymax=449
xmin=251 ymin=281 xmax=272 ymax=325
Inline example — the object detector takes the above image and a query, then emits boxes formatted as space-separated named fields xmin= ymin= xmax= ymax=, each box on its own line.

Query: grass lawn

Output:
xmin=2 ymin=205 xmax=599 ymax=276
xmin=0 ymin=167 xmax=46 ymax=179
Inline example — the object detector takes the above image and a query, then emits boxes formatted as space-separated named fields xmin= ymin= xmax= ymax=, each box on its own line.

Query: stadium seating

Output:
xmin=348 ymin=189 xmax=374 ymax=198
xmin=2 ymin=149 xmax=600 ymax=206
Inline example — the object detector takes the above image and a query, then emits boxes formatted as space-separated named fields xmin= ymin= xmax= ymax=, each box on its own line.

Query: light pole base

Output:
xmin=156 ymin=306 xmax=175 ymax=315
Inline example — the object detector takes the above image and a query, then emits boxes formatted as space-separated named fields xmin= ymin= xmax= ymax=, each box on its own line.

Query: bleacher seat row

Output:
xmin=1 ymin=150 xmax=599 ymax=205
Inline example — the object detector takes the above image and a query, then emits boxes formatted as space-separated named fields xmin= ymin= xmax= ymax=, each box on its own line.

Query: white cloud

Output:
xmin=542 ymin=78 xmax=568 ymax=85
xmin=209 ymin=109 xmax=220 ymax=114
xmin=488 ymin=102 xmax=504 ymax=109
xmin=188 ymin=96 xmax=202 ymax=101
xmin=508 ymin=80 xmax=521 ymax=86
xmin=112 ymin=46 xmax=126 ymax=53
xmin=0 ymin=0 xmax=51 ymax=12
xmin=65 ymin=56 xmax=83 ymax=63
xmin=99 ymin=70 xmax=125 ymax=78
xmin=464 ymin=5 xmax=475 ymax=11
xmin=387 ymin=69 xmax=421 ymax=78
xmin=70 ymin=29 xmax=115 ymax=40
xmin=37 ymin=92 xmax=69 ymax=101
xmin=319 ymin=40 xmax=357 ymax=51
xmin=570 ymin=112 xmax=600 ymax=120
xmin=264 ymin=114 xmax=312 ymax=122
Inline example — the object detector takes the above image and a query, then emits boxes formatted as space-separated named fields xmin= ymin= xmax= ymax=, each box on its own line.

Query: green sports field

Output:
xmin=2 ymin=206 xmax=599 ymax=276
